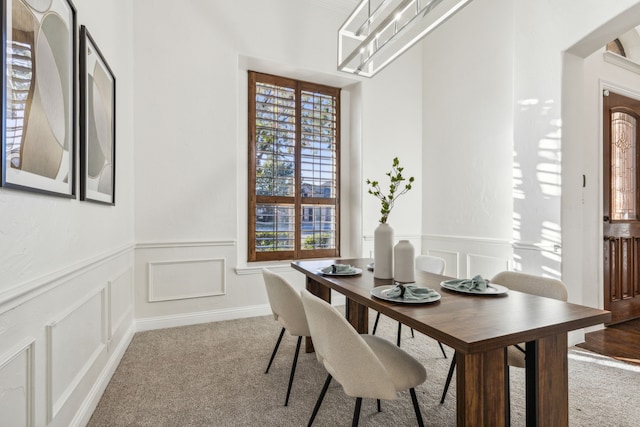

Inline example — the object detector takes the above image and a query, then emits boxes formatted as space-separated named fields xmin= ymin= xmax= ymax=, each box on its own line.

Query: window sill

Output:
xmin=235 ymin=256 xmax=342 ymax=275
xmin=234 ymin=262 xmax=294 ymax=275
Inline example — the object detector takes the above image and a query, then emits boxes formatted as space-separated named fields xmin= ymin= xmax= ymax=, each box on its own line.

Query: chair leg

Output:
xmin=409 ymin=388 xmax=425 ymax=427
xmin=308 ymin=374 xmax=332 ymax=427
xmin=397 ymin=323 xmax=402 ymax=347
xmin=440 ymin=352 xmax=457 ymax=404
xmin=284 ymin=336 xmax=302 ymax=406
xmin=265 ymin=327 xmax=286 ymax=374
xmin=411 ymin=328 xmax=415 ymax=338
xmin=372 ymin=312 xmax=381 ymax=335
xmin=377 ymin=399 xmax=381 ymax=412
xmin=352 ymin=397 xmax=363 ymax=427
xmin=437 ymin=341 xmax=448 ymax=359
xmin=506 ymin=363 xmax=511 ymax=425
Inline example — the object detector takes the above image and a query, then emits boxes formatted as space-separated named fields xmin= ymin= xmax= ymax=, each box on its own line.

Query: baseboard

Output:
xmin=135 ymin=295 xmax=348 ymax=332
xmin=568 ymin=329 xmax=585 ymax=347
xmin=69 ymin=322 xmax=136 ymax=427
xmin=135 ymin=304 xmax=274 ymax=332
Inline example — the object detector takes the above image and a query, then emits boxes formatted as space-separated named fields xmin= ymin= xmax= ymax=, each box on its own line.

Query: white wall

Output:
xmin=559 ymin=1 xmax=640 ymax=316
xmin=562 ymin=1 xmax=640 ymax=315
xmin=0 ymin=1 xmax=136 ymax=426
xmin=516 ymin=0 xmax=640 ymax=301
xmin=360 ymin=51 xmax=424 ymax=258
xmin=418 ymin=0 xmax=640 ymax=302
xmin=6 ymin=1 xmax=640 ymax=425
xmin=579 ymin=49 xmax=640 ymax=311
xmin=131 ymin=0 xmax=424 ymax=326
xmin=420 ymin=0 xmax=514 ymax=278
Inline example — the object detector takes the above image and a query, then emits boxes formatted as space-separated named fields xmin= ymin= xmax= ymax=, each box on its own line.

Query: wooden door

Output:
xmin=603 ymin=90 xmax=640 ymax=324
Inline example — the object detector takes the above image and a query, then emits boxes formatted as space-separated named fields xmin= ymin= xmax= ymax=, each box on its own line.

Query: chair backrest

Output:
xmin=415 ymin=255 xmax=446 ymax=275
xmin=300 ymin=289 xmax=397 ymax=400
xmin=491 ymin=271 xmax=568 ymax=302
xmin=262 ymin=269 xmax=310 ymax=337
xmin=492 ymin=271 xmax=568 ymax=368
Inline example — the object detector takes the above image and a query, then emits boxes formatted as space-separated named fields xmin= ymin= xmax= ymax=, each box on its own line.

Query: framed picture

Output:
xmin=1 ymin=0 xmax=77 ymax=197
xmin=79 ymin=25 xmax=115 ymax=205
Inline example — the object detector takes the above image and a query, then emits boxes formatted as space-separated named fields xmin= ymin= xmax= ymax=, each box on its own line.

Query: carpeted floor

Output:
xmin=88 ymin=311 xmax=640 ymax=426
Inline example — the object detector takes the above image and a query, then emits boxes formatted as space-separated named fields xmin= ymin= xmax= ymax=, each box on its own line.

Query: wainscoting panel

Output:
xmin=426 ymin=249 xmax=460 ymax=278
xmin=0 ymin=340 xmax=34 ymax=427
xmin=361 ymin=235 xmax=422 ymax=261
xmin=109 ymin=268 xmax=133 ymax=339
xmin=148 ymin=258 xmax=226 ymax=302
xmin=422 ymin=234 xmax=513 ymax=279
xmin=134 ymin=241 xmax=244 ymax=327
xmin=466 ymin=253 xmax=511 ymax=279
xmin=512 ymin=242 xmax=562 ymax=280
xmin=47 ymin=289 xmax=107 ymax=421
xmin=0 ymin=246 xmax=134 ymax=427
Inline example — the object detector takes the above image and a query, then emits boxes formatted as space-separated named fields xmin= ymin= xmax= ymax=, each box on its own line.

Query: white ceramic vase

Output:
xmin=394 ymin=240 xmax=415 ymax=283
xmin=374 ymin=222 xmax=394 ymax=279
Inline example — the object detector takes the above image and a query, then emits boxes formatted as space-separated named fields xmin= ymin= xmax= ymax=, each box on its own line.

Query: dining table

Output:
xmin=291 ymin=258 xmax=611 ymax=427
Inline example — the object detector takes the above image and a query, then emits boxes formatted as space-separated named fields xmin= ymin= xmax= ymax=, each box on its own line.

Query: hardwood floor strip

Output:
xmin=577 ymin=319 xmax=640 ymax=366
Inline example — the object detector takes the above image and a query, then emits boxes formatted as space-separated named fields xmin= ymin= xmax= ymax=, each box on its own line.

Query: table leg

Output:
xmin=525 ymin=333 xmax=569 ymax=427
xmin=345 ymin=297 xmax=368 ymax=334
xmin=456 ymin=347 xmax=509 ymax=426
xmin=304 ymin=277 xmax=331 ymax=353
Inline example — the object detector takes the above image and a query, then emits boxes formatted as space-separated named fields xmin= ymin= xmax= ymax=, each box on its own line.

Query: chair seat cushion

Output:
xmin=361 ymin=335 xmax=427 ymax=392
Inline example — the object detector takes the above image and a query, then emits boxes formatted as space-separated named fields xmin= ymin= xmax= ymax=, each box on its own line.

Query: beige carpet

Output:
xmin=88 ymin=311 xmax=640 ymax=426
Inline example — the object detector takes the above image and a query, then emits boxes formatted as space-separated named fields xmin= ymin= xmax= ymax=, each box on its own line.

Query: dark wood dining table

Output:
xmin=291 ymin=258 xmax=611 ymax=427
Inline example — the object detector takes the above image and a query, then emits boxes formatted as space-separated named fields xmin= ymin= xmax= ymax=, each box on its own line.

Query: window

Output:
xmin=610 ymin=110 xmax=638 ymax=220
xmin=606 ymin=38 xmax=626 ymax=57
xmin=248 ymin=71 xmax=340 ymax=261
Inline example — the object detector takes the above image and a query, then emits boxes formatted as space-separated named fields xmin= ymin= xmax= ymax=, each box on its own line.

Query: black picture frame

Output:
xmin=79 ymin=25 xmax=116 ymax=205
xmin=1 ymin=0 xmax=77 ymax=197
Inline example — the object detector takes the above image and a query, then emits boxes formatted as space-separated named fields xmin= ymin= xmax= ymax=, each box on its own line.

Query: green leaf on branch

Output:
xmin=365 ymin=157 xmax=415 ymax=224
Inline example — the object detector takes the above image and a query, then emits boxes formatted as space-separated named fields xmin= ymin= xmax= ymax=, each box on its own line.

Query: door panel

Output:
xmin=603 ymin=91 xmax=640 ymax=324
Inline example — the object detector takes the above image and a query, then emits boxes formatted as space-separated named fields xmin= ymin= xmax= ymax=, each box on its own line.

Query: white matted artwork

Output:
xmin=1 ymin=0 xmax=77 ymax=197
xmin=79 ymin=25 xmax=116 ymax=204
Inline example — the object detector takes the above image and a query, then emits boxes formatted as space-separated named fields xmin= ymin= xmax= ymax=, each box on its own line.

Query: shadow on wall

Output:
xmin=512 ymin=98 xmax=562 ymax=279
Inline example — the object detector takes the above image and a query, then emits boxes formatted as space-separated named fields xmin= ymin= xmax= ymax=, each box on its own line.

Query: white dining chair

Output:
xmin=300 ymin=289 xmax=427 ymax=426
xmin=372 ymin=255 xmax=448 ymax=358
xmin=415 ymin=255 xmax=446 ymax=275
xmin=262 ymin=268 xmax=311 ymax=406
xmin=439 ymin=271 xmax=569 ymax=403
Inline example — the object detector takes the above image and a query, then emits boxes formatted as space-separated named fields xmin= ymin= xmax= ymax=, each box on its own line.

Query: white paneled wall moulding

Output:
xmin=46 ymin=288 xmax=107 ymax=422
xmin=512 ymin=241 xmax=561 ymax=254
xmin=136 ymin=240 xmax=236 ymax=249
xmin=423 ymin=233 xmax=512 ymax=246
xmin=108 ymin=268 xmax=133 ymax=340
xmin=338 ymin=0 xmax=474 ymax=77
xmin=426 ymin=249 xmax=460 ymax=278
xmin=466 ymin=253 xmax=511 ymax=279
xmin=235 ymin=263 xmax=293 ymax=276
xmin=362 ymin=233 xmax=422 ymax=241
xmin=0 ymin=243 xmax=133 ymax=315
xmin=148 ymin=258 xmax=226 ymax=302
xmin=0 ymin=339 xmax=35 ymax=427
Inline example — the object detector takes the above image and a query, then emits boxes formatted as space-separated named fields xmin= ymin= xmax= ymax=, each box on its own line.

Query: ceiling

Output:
xmin=312 ymin=0 xmax=359 ymax=14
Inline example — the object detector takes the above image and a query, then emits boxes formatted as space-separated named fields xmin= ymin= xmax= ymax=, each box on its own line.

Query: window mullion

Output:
xmin=294 ymin=81 xmax=303 ymax=258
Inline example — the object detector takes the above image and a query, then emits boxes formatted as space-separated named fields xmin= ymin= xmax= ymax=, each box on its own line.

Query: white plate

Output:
xmin=317 ymin=267 xmax=363 ymax=276
xmin=370 ymin=285 xmax=441 ymax=304
xmin=439 ymin=280 xmax=509 ymax=295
